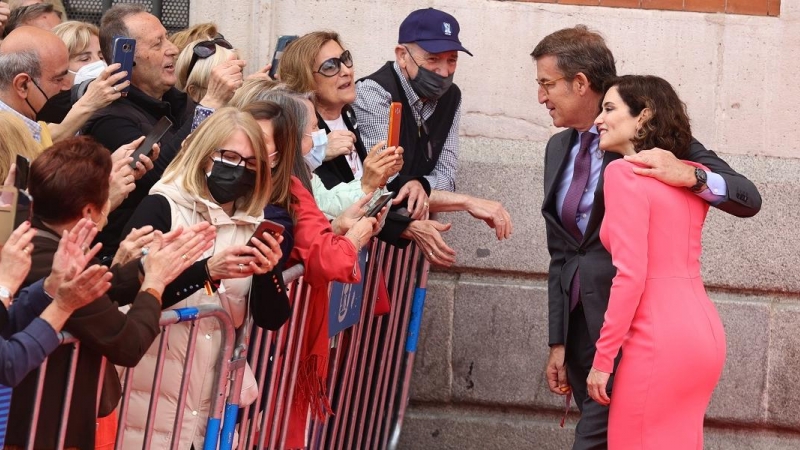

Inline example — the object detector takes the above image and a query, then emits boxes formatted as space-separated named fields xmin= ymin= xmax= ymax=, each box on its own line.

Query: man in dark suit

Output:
xmin=532 ymin=25 xmax=761 ymax=449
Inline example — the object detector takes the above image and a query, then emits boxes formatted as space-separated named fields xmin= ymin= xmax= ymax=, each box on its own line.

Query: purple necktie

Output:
xmin=561 ymin=131 xmax=595 ymax=311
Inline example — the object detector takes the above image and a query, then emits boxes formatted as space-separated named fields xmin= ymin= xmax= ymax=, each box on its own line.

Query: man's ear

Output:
xmin=573 ymin=72 xmax=591 ymax=95
xmin=11 ymin=73 xmax=31 ymax=100
xmin=394 ymin=45 xmax=408 ymax=70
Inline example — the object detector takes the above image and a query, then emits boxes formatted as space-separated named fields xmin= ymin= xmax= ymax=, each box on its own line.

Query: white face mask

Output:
xmin=303 ymin=129 xmax=327 ymax=171
xmin=71 ymin=60 xmax=108 ymax=85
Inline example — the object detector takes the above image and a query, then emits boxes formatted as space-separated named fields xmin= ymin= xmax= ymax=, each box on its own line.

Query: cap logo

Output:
xmin=442 ymin=22 xmax=452 ymax=36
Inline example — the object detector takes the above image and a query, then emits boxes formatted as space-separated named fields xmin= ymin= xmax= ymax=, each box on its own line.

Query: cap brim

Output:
xmin=416 ymin=39 xmax=473 ymax=56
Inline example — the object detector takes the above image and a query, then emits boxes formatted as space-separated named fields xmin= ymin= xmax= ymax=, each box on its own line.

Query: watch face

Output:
xmin=0 ymin=286 xmax=10 ymax=299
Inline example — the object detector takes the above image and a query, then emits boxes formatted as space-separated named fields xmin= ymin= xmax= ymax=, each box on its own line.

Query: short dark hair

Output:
xmin=604 ymin=75 xmax=692 ymax=158
xmin=3 ymin=3 xmax=60 ymax=37
xmin=30 ymin=136 xmax=112 ymax=224
xmin=531 ymin=25 xmax=616 ymax=95
xmin=99 ymin=3 xmax=147 ymax=63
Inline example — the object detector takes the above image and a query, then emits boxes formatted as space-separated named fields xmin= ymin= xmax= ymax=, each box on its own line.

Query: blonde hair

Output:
xmin=169 ymin=23 xmax=219 ymax=53
xmin=9 ymin=0 xmax=66 ymax=18
xmin=176 ymin=39 xmax=236 ymax=103
xmin=162 ymin=107 xmax=271 ymax=216
xmin=52 ymin=20 xmax=99 ymax=58
xmin=278 ymin=31 xmax=343 ymax=94
xmin=0 ymin=112 xmax=42 ymax=181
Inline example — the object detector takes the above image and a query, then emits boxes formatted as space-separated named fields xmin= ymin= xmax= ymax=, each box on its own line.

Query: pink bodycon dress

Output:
xmin=593 ymin=159 xmax=726 ymax=450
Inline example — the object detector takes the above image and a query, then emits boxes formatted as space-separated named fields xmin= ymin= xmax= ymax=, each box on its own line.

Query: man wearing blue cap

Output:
xmin=354 ymin=8 xmax=512 ymax=245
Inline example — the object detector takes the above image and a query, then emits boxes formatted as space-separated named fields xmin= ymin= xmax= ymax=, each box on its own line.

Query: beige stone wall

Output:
xmin=190 ymin=0 xmax=799 ymax=448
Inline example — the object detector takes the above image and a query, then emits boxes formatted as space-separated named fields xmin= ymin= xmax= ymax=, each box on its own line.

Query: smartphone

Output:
xmin=366 ymin=192 xmax=394 ymax=218
xmin=14 ymin=154 xmax=29 ymax=191
xmin=268 ymin=35 xmax=298 ymax=79
xmin=247 ymin=219 xmax=285 ymax=247
xmin=387 ymin=102 xmax=402 ymax=148
xmin=129 ymin=116 xmax=172 ymax=169
xmin=0 ymin=187 xmax=32 ymax=245
xmin=111 ymin=37 xmax=136 ymax=96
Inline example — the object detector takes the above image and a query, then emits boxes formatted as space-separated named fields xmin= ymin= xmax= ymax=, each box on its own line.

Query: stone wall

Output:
xmin=187 ymin=0 xmax=800 ymax=447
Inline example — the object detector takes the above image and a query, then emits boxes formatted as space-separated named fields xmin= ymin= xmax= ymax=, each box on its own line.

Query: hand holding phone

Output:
xmin=0 ymin=187 xmax=32 ymax=245
xmin=366 ymin=192 xmax=394 ymax=218
xmin=129 ymin=116 xmax=172 ymax=169
xmin=387 ymin=102 xmax=402 ymax=148
xmin=268 ymin=35 xmax=298 ymax=80
xmin=14 ymin=155 xmax=29 ymax=191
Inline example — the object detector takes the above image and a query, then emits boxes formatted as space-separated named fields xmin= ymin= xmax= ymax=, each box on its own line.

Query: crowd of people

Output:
xmin=0 ymin=2 xmax=513 ymax=449
xmin=0 ymin=0 xmax=763 ymax=449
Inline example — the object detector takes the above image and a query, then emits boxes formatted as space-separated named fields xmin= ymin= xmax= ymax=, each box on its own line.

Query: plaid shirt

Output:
xmin=0 ymin=99 xmax=41 ymax=142
xmin=353 ymin=62 xmax=461 ymax=192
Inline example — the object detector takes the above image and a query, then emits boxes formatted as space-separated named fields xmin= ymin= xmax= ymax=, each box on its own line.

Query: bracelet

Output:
xmin=204 ymin=259 xmax=216 ymax=284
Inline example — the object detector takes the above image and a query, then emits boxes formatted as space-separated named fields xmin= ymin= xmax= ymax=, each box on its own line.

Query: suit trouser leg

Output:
xmin=565 ymin=303 xmax=614 ymax=450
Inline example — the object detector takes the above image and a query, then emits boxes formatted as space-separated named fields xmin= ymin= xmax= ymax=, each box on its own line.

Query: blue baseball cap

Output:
xmin=398 ymin=8 xmax=472 ymax=56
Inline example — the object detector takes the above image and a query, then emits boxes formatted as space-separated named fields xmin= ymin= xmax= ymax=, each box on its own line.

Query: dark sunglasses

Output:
xmin=187 ymin=37 xmax=234 ymax=77
xmin=314 ymin=50 xmax=353 ymax=77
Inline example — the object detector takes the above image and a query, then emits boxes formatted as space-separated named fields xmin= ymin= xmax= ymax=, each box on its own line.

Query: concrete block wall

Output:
xmin=187 ymin=0 xmax=800 ymax=447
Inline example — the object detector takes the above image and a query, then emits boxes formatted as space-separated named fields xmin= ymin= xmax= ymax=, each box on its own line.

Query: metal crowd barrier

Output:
xmin=17 ymin=238 xmax=430 ymax=449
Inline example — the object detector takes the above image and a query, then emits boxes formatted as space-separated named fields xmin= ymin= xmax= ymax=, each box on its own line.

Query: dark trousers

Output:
xmin=565 ymin=303 xmax=614 ymax=450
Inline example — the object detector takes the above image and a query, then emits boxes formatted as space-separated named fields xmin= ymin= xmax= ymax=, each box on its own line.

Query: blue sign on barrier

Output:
xmin=329 ymin=248 xmax=368 ymax=337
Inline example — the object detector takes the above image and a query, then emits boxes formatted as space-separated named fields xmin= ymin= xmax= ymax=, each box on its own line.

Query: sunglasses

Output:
xmin=187 ymin=37 xmax=234 ymax=77
xmin=314 ymin=50 xmax=353 ymax=77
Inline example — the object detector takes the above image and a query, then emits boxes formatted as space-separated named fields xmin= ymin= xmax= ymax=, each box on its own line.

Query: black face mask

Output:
xmin=206 ymin=160 xmax=256 ymax=204
xmin=407 ymin=59 xmax=454 ymax=100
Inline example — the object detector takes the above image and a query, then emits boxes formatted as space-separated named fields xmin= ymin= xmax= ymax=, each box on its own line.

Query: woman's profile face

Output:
xmin=312 ymin=40 xmax=356 ymax=111
xmin=595 ymin=86 xmax=640 ymax=155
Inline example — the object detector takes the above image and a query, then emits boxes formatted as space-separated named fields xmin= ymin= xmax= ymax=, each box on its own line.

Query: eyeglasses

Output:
xmin=212 ymin=149 xmax=258 ymax=171
xmin=416 ymin=112 xmax=434 ymax=162
xmin=537 ymin=76 xmax=565 ymax=94
xmin=187 ymin=37 xmax=234 ymax=77
xmin=314 ymin=50 xmax=353 ymax=77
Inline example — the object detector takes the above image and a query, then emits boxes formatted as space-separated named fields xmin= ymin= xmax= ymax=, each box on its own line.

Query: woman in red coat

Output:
xmin=587 ymin=75 xmax=726 ymax=449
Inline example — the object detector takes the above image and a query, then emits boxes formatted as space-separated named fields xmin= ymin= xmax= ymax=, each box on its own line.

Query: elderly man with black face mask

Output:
xmin=355 ymin=8 xmax=513 ymax=245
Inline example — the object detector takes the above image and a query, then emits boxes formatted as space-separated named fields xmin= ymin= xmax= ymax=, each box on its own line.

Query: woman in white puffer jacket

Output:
xmin=119 ymin=108 xmax=292 ymax=449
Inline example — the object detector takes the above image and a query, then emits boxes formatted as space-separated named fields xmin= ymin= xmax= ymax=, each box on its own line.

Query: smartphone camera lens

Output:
xmin=123 ymin=43 xmax=131 ymax=52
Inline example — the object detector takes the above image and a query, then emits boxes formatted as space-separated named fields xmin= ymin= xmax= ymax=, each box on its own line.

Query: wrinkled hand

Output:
xmin=200 ymin=55 xmax=246 ymax=109
xmin=108 ymin=155 xmax=136 ymax=211
xmin=404 ymin=220 xmax=456 ymax=267
xmin=465 ymin=196 xmax=512 ymax=240
xmin=624 ymin=149 xmax=696 ymax=188
xmin=331 ymin=192 xmax=372 ymax=236
xmin=344 ymin=216 xmax=380 ymax=251
xmin=77 ymin=63 xmax=129 ymax=111
xmin=52 ymin=265 xmax=112 ymax=313
xmin=0 ymin=221 xmax=36 ymax=296
xmin=112 ymin=225 xmax=155 ymax=267
xmin=324 ymin=130 xmax=357 ymax=161
xmin=546 ymin=345 xmax=570 ymax=395
xmin=112 ymin=136 xmax=159 ymax=180
xmin=361 ymin=142 xmax=402 ymax=193
xmin=142 ymin=225 xmax=215 ymax=294
xmin=45 ymin=219 xmax=103 ymax=299
xmin=392 ymin=180 xmax=428 ymax=220
xmin=587 ymin=367 xmax=611 ymax=406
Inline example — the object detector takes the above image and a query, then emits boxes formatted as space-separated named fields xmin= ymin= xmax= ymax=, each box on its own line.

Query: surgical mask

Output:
xmin=303 ymin=129 xmax=327 ymax=171
xmin=405 ymin=49 xmax=454 ymax=100
xmin=71 ymin=60 xmax=108 ymax=85
xmin=25 ymin=78 xmax=48 ymax=115
xmin=206 ymin=160 xmax=256 ymax=204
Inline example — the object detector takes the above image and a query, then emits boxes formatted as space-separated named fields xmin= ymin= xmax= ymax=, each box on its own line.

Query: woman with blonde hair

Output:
xmin=120 ymin=107 xmax=291 ymax=449
xmin=52 ymin=20 xmax=104 ymax=85
xmin=176 ymin=37 xmax=236 ymax=103
xmin=169 ymin=22 xmax=219 ymax=52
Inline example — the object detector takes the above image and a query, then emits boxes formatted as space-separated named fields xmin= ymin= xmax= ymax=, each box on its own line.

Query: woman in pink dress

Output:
xmin=586 ymin=75 xmax=726 ymax=449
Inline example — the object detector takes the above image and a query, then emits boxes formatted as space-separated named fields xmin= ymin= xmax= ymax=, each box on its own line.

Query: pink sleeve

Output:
xmin=288 ymin=177 xmax=360 ymax=287
xmin=592 ymin=161 xmax=650 ymax=373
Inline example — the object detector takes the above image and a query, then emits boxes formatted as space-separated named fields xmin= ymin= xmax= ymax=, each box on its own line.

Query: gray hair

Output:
xmin=3 ymin=3 xmax=59 ymax=37
xmin=0 ymin=50 xmax=41 ymax=90
xmin=99 ymin=3 xmax=147 ymax=62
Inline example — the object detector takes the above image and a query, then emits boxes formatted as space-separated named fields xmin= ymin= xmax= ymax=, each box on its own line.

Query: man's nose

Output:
xmin=538 ymin=88 xmax=547 ymax=104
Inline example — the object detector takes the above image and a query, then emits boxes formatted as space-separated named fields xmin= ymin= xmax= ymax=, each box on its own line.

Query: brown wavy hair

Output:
xmin=604 ymin=75 xmax=692 ymax=158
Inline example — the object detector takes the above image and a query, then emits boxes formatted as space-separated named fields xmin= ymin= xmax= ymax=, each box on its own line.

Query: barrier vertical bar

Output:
xmin=240 ymin=325 xmax=265 ymax=450
xmin=277 ymin=285 xmax=312 ymax=449
xmin=169 ymin=319 xmax=200 ymax=450
xmin=201 ymin=307 xmax=237 ymax=450
xmin=54 ymin=342 xmax=80 ymax=449
xmin=114 ymin=365 xmax=135 ymax=450
xmin=142 ymin=326 xmax=171 ymax=450
xmin=24 ymin=357 xmax=48 ymax=450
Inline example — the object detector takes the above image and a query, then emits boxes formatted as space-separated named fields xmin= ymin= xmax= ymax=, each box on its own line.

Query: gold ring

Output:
xmin=429 ymin=251 xmax=433 ymax=257
xmin=112 ymin=85 xmax=118 ymax=93
xmin=424 ymin=201 xmax=429 ymax=208
xmin=238 ymin=264 xmax=244 ymax=273
xmin=181 ymin=254 xmax=188 ymax=261
xmin=23 ymin=247 xmax=29 ymax=254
